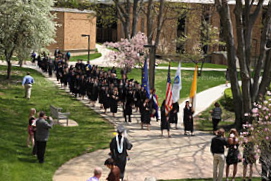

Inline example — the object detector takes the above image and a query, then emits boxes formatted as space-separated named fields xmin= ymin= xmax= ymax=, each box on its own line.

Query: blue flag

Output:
xmin=142 ymin=58 xmax=150 ymax=99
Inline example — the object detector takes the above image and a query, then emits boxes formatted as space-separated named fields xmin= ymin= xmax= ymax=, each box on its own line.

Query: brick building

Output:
xmin=47 ymin=8 xmax=96 ymax=55
xmin=96 ymin=0 xmax=265 ymax=65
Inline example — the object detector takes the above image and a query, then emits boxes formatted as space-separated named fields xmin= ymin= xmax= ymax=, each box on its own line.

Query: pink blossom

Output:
xmin=252 ymin=108 xmax=258 ymax=113
xmin=243 ymin=137 xmax=248 ymax=143
xmin=266 ymin=136 xmax=269 ymax=140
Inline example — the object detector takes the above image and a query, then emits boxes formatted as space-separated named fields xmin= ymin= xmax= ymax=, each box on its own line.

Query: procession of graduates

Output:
xmin=35 ymin=52 xmax=183 ymax=132
xmin=35 ymin=51 xmax=184 ymax=134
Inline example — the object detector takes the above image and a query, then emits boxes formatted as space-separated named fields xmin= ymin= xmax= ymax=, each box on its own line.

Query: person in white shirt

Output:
xmin=86 ymin=167 xmax=102 ymax=181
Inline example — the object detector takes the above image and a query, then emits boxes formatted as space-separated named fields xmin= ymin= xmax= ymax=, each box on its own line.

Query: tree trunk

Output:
xmin=215 ymin=0 xmax=243 ymax=129
xmin=253 ymin=1 xmax=271 ymax=102
xmin=6 ymin=60 xmax=11 ymax=80
xmin=146 ymin=0 xmax=154 ymax=44
xmin=258 ymin=49 xmax=271 ymax=98
xmin=154 ymin=0 xmax=165 ymax=47
xmin=234 ymin=0 xmax=252 ymax=123
xmin=131 ymin=0 xmax=140 ymax=38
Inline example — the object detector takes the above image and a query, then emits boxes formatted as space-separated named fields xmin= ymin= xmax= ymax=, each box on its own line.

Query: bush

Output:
xmin=223 ymin=88 xmax=234 ymax=111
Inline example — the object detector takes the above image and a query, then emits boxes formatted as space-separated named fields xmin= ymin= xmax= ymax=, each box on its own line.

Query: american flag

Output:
xmin=165 ymin=64 xmax=173 ymax=115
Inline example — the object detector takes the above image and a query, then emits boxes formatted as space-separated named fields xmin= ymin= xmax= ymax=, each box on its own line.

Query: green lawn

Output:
xmin=0 ymin=65 xmax=113 ymax=181
xmin=126 ymin=68 xmax=225 ymax=104
xmin=158 ymin=62 xmax=227 ymax=68
xmin=69 ymin=53 xmax=102 ymax=62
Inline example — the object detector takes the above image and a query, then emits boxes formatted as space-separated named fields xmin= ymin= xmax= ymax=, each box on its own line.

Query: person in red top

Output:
xmin=104 ymin=158 xmax=120 ymax=181
xmin=27 ymin=108 xmax=36 ymax=148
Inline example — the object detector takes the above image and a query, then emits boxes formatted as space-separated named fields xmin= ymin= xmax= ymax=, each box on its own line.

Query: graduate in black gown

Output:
xmin=123 ymin=87 xmax=133 ymax=123
xmin=110 ymin=87 xmax=119 ymax=117
xmin=73 ymin=74 xmax=80 ymax=98
xmin=103 ymin=86 xmax=111 ymax=114
xmin=183 ymin=101 xmax=195 ymax=135
xmin=90 ymin=78 xmax=99 ymax=107
xmin=141 ymin=98 xmax=151 ymax=130
xmin=110 ymin=125 xmax=133 ymax=181
xmin=169 ymin=102 xmax=179 ymax=129
xmin=160 ymin=100 xmax=171 ymax=137
xmin=79 ymin=75 xmax=87 ymax=99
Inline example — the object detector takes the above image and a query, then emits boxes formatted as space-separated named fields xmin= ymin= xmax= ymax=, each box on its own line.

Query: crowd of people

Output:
xmin=34 ymin=51 xmax=187 ymax=133
xmin=26 ymin=108 xmax=53 ymax=163
xmin=211 ymin=128 xmax=258 ymax=181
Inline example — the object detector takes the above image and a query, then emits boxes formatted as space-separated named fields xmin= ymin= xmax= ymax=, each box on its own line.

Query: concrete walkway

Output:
xmin=51 ymin=82 xmax=229 ymax=181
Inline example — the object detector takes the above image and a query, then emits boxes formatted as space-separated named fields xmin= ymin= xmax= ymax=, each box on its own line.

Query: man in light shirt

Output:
xmin=22 ymin=72 xmax=34 ymax=99
xmin=86 ymin=167 xmax=102 ymax=181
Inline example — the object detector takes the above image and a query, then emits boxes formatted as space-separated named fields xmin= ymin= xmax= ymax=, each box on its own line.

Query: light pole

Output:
xmin=144 ymin=44 xmax=156 ymax=89
xmin=81 ymin=34 xmax=90 ymax=61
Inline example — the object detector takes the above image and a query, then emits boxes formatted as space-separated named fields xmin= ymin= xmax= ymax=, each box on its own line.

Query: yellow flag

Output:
xmin=189 ymin=65 xmax=198 ymax=109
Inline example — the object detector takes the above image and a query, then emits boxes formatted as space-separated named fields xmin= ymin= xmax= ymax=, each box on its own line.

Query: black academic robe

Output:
xmin=141 ymin=102 xmax=151 ymax=124
xmin=161 ymin=103 xmax=170 ymax=130
xmin=183 ymin=106 xmax=194 ymax=132
xmin=169 ymin=102 xmax=179 ymax=124
xmin=110 ymin=92 xmax=119 ymax=113
xmin=90 ymin=83 xmax=99 ymax=101
xmin=110 ymin=135 xmax=133 ymax=179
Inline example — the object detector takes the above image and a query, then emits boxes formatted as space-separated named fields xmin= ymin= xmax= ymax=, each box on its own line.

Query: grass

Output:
xmin=158 ymin=62 xmax=228 ymax=68
xmin=69 ymin=53 xmax=102 ymax=62
xmin=0 ymin=65 xmax=113 ymax=181
xmin=126 ymin=68 xmax=226 ymax=104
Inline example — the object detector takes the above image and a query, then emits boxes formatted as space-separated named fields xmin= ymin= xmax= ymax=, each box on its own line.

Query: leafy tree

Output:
xmin=215 ymin=0 xmax=271 ymax=129
xmin=0 ymin=0 xmax=56 ymax=79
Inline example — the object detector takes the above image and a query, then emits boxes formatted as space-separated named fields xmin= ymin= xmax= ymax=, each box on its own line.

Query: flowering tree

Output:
xmin=103 ymin=32 xmax=148 ymax=69
xmin=0 ymin=0 xmax=56 ymax=79
xmin=240 ymin=91 xmax=271 ymax=179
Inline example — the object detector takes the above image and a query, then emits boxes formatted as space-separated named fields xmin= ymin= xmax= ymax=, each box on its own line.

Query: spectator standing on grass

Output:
xmin=86 ymin=167 xmax=103 ymax=181
xmin=22 ymin=72 xmax=34 ymax=99
xmin=225 ymin=128 xmax=240 ymax=181
xmin=109 ymin=125 xmax=133 ymax=180
xmin=27 ymin=108 xmax=36 ymax=148
xmin=210 ymin=102 xmax=222 ymax=134
xmin=35 ymin=111 xmax=53 ymax=163
xmin=211 ymin=128 xmax=227 ymax=181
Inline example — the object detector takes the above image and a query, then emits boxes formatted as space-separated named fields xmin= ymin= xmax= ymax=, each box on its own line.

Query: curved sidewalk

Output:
xmin=52 ymin=84 xmax=229 ymax=181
